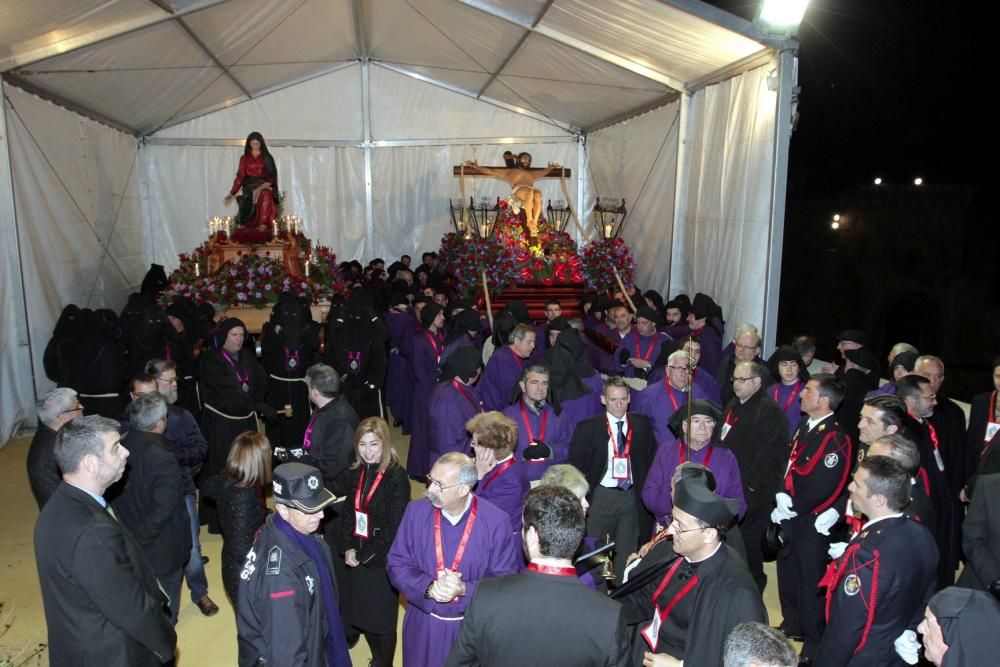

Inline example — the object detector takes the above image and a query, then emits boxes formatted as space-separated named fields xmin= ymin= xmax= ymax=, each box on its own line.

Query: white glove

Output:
xmin=770 ymin=492 xmax=798 ymax=524
xmin=828 ymin=541 xmax=848 ymax=559
xmin=815 ymin=506 xmax=840 ymax=535
xmin=894 ymin=629 xmax=920 ymax=665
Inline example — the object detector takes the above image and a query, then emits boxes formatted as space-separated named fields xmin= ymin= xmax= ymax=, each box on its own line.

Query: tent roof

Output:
xmin=1 ymin=0 xmax=780 ymax=136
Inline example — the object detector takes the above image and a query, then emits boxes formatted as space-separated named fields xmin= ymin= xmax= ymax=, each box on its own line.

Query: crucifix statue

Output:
xmin=454 ymin=151 xmax=571 ymax=237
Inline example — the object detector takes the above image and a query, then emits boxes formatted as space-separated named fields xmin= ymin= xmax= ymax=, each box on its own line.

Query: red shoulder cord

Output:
xmin=784 ymin=431 xmax=853 ymax=515
xmin=822 ymin=543 xmax=881 ymax=655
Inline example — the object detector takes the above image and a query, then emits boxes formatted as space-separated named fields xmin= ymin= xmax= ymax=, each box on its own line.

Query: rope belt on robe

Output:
xmin=203 ymin=403 xmax=263 ymax=433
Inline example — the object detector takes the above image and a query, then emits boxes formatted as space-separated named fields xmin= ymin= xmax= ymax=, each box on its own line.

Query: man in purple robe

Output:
xmin=502 ymin=365 xmax=571 ymax=482
xmin=662 ymin=299 xmax=691 ymax=340
xmin=468 ymin=412 xmax=529 ymax=537
xmin=385 ymin=290 xmax=416 ymax=430
xmin=387 ymin=452 xmax=520 ymax=667
xmin=641 ymin=399 xmax=745 ymax=527
xmin=428 ymin=347 xmax=484 ymax=462
xmin=767 ymin=345 xmax=810 ymax=439
xmin=614 ymin=307 xmax=670 ymax=379
xmin=632 ymin=349 xmax=711 ymax=445
xmin=405 ymin=302 xmax=446 ymax=477
xmin=477 ymin=323 xmax=535 ymax=411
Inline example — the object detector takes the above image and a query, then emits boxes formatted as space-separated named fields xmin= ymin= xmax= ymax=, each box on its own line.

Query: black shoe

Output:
xmin=201 ymin=555 xmax=210 ymax=564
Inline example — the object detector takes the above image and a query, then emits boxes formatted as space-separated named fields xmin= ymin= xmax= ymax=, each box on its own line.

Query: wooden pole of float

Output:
xmin=612 ymin=265 xmax=637 ymax=313
xmin=481 ymin=270 xmax=494 ymax=329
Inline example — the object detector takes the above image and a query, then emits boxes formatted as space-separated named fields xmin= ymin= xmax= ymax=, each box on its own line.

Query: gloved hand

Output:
xmin=770 ymin=492 xmax=798 ymax=524
xmin=894 ymin=629 xmax=920 ymax=665
xmin=815 ymin=506 xmax=840 ymax=535
xmin=523 ymin=442 xmax=552 ymax=461
xmin=273 ymin=447 xmax=290 ymax=463
xmin=257 ymin=403 xmax=279 ymax=423
xmin=828 ymin=541 xmax=848 ymax=559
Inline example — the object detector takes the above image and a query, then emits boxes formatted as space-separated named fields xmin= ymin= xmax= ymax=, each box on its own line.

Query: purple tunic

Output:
xmin=614 ymin=331 xmax=670 ymax=378
xmin=478 ymin=346 xmax=525 ymax=412
xmin=662 ymin=322 xmax=692 ymax=339
xmin=387 ymin=497 xmax=520 ymax=667
xmin=770 ymin=381 xmax=805 ymax=439
xmin=693 ymin=324 xmax=723 ymax=378
xmin=428 ymin=380 xmax=482 ymax=461
xmin=386 ymin=311 xmax=417 ymax=429
xmin=631 ymin=380 xmax=712 ymax=445
xmin=501 ymin=400 xmax=571 ymax=482
xmin=476 ymin=457 xmax=529 ymax=534
xmin=641 ymin=440 xmax=746 ymax=525
xmin=866 ymin=381 xmax=896 ymax=399
xmin=406 ymin=329 xmax=444 ymax=477
xmin=556 ymin=391 xmax=604 ymax=429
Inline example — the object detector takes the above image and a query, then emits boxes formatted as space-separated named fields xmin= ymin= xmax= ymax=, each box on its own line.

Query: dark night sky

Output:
xmin=707 ymin=0 xmax=988 ymax=197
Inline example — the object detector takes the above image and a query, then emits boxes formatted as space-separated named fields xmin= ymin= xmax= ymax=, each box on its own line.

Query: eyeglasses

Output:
xmin=920 ymin=394 xmax=937 ymax=400
xmin=59 ymin=405 xmax=84 ymax=417
xmin=669 ymin=517 xmax=706 ymax=534
xmin=731 ymin=376 xmax=759 ymax=384
xmin=668 ymin=365 xmax=690 ymax=372
xmin=734 ymin=342 xmax=759 ymax=350
xmin=157 ymin=376 xmax=178 ymax=385
xmin=426 ymin=475 xmax=463 ymax=491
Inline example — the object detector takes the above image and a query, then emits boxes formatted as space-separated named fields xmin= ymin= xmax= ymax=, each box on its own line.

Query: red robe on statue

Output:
xmin=230 ymin=153 xmax=277 ymax=228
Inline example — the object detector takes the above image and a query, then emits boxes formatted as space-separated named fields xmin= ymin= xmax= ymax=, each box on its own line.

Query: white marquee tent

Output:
xmin=0 ymin=0 xmax=798 ymax=441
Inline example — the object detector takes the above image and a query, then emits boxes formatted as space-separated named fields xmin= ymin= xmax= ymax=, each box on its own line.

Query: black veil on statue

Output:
xmin=234 ymin=131 xmax=281 ymax=227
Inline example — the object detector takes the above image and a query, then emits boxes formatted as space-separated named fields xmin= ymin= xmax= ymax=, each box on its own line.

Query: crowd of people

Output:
xmin=27 ymin=253 xmax=1000 ymax=666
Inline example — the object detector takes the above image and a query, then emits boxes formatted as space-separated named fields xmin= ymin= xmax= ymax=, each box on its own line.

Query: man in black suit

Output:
xmin=27 ymin=387 xmax=82 ymax=509
xmin=959 ymin=472 xmax=1000 ymax=594
xmin=715 ymin=359 xmax=789 ymax=591
xmin=110 ymin=392 xmax=192 ymax=622
xmin=445 ymin=485 xmax=629 ymax=667
xmin=34 ymin=414 xmax=175 ymax=666
xmin=569 ymin=376 xmax=656 ymax=577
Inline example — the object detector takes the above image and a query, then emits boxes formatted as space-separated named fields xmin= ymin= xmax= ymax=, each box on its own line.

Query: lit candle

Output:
xmin=194 ymin=262 xmax=200 ymax=277
xmin=305 ymin=259 xmax=310 ymax=278
xmin=273 ymin=219 xmax=279 ymax=236
xmin=604 ymin=224 xmax=612 ymax=239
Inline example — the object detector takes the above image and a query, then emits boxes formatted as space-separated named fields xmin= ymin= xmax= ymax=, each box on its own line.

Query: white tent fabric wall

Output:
xmin=371 ymin=141 xmax=581 ymax=263
xmin=587 ymin=102 xmax=680 ymax=297
xmin=0 ymin=82 xmax=36 ymax=443
xmin=3 ymin=84 xmax=144 ymax=438
xmin=142 ymin=144 xmax=367 ymax=267
xmin=671 ymin=65 xmax=777 ymax=342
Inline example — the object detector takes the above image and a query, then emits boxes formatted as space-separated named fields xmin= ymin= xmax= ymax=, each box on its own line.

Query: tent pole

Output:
xmin=669 ymin=93 xmax=691 ymax=300
xmin=361 ymin=60 xmax=374 ymax=258
xmin=0 ymin=83 xmax=40 ymax=408
xmin=762 ymin=50 xmax=797 ymax=354
xmin=576 ymin=134 xmax=587 ymax=242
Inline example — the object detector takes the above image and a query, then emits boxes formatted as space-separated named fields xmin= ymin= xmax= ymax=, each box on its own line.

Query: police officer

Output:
xmin=237 ymin=463 xmax=351 ymax=667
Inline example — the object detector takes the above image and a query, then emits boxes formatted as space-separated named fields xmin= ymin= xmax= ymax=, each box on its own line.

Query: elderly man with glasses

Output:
xmin=387 ymin=451 xmax=520 ymax=667
xmin=28 ymin=387 xmax=84 ymax=509
xmin=715 ymin=360 xmax=789 ymax=592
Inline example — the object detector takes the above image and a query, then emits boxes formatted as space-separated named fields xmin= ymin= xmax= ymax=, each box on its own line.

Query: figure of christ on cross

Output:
xmin=457 ymin=152 xmax=570 ymax=237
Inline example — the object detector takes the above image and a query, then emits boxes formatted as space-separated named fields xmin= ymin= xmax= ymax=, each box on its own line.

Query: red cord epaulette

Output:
xmin=811 ymin=433 xmax=853 ymax=515
xmin=855 ymin=549 xmax=880 ymax=654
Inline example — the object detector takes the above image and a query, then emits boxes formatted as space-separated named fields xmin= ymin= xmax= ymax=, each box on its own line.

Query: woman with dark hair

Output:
xmin=335 ymin=417 xmax=410 ymax=666
xmin=201 ymin=431 xmax=271 ymax=606
xmin=225 ymin=131 xmax=280 ymax=229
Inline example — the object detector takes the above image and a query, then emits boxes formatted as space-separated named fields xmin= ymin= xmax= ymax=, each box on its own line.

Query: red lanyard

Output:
xmin=927 ymin=421 xmax=940 ymax=453
xmin=424 ymin=330 xmax=442 ymax=362
xmin=773 ymin=381 xmax=803 ymax=413
xmin=606 ymin=416 xmax=633 ymax=457
xmin=724 ymin=410 xmax=739 ymax=429
xmin=508 ymin=346 xmax=523 ymax=370
xmin=354 ymin=468 xmax=385 ymax=513
xmin=633 ymin=332 xmax=656 ymax=361
xmin=435 ymin=496 xmax=479 ymax=573
xmin=527 ymin=562 xmax=576 ymax=577
xmin=451 ymin=380 xmax=482 ymax=412
xmin=481 ymin=457 xmax=516 ymax=490
xmin=221 ymin=349 xmax=249 ymax=388
xmin=650 ymin=558 xmax=700 ymax=618
xmin=665 ymin=381 xmax=681 ymax=411
xmin=678 ymin=441 xmax=714 ymax=466
xmin=302 ymin=413 xmax=318 ymax=450
xmin=519 ymin=401 xmax=548 ymax=443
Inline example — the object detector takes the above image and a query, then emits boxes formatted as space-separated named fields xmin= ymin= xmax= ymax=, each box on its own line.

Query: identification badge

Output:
xmin=986 ymin=422 xmax=1000 ymax=443
xmin=641 ymin=607 xmax=663 ymax=650
xmin=720 ymin=422 xmax=732 ymax=441
xmin=354 ymin=510 xmax=369 ymax=538
xmin=934 ymin=448 xmax=945 ymax=472
xmin=287 ymin=357 xmax=297 ymax=368
xmin=241 ymin=382 xmax=250 ymax=393
xmin=612 ymin=456 xmax=630 ymax=480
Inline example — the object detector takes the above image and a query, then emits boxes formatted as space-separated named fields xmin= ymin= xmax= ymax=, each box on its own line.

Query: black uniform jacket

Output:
xmin=716 ymin=390 xmax=790 ymax=511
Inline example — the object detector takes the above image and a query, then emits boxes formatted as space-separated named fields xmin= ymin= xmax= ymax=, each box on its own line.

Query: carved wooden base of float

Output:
xmin=222 ymin=303 xmax=332 ymax=335
xmin=205 ymin=235 xmax=310 ymax=281
xmin=482 ymin=282 xmax=587 ymax=320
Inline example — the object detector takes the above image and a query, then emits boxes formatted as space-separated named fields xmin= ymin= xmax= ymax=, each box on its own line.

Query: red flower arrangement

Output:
xmin=308 ymin=245 xmax=350 ymax=302
xmin=581 ymin=237 xmax=636 ymax=293
xmin=439 ymin=204 xmax=584 ymax=294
